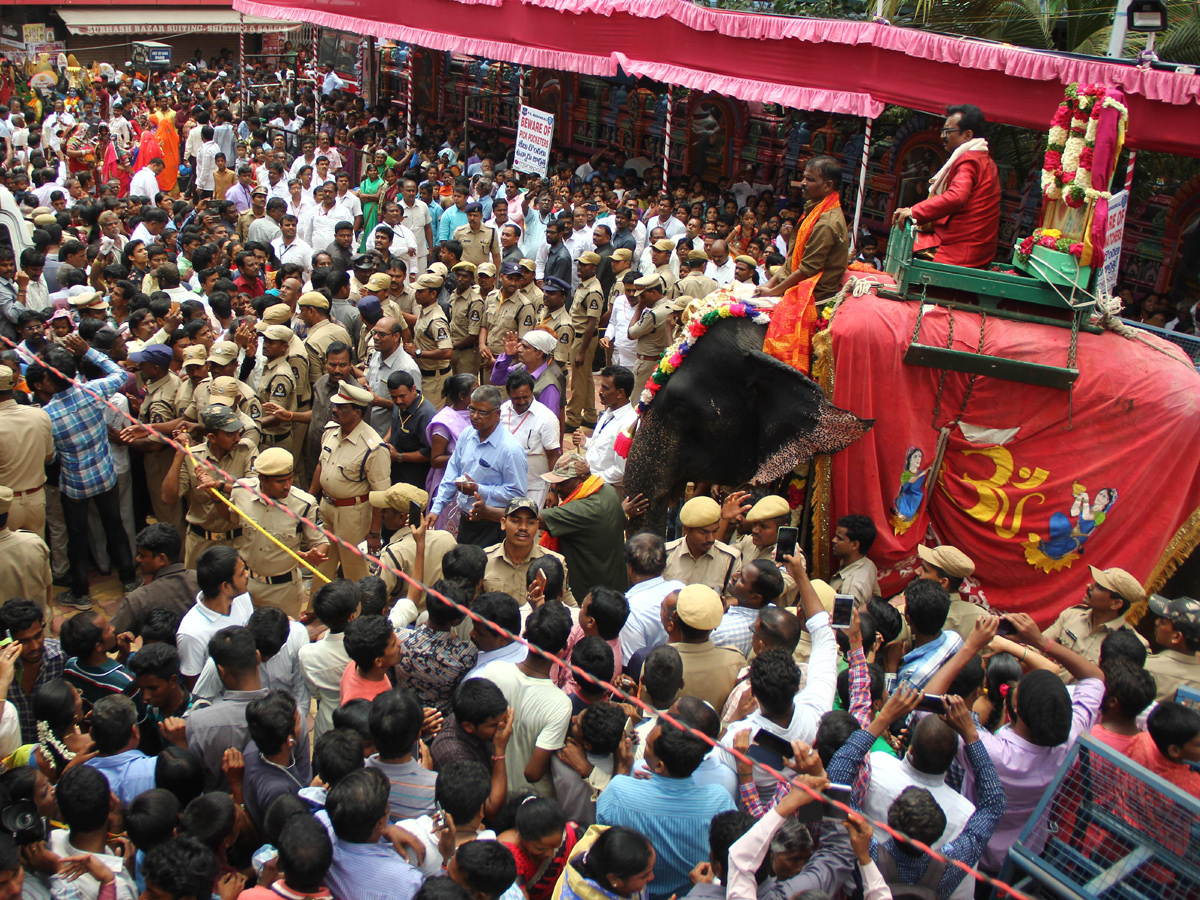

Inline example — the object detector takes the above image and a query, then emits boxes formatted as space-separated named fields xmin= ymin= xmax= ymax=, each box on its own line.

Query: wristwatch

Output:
xmin=415 ymin=348 xmax=422 ymax=357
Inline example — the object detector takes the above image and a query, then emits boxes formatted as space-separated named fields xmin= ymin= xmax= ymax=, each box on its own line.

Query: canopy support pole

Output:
xmin=312 ymin=27 xmax=320 ymax=133
xmin=1124 ymin=149 xmax=1137 ymax=193
xmin=850 ymin=117 xmax=873 ymax=254
xmin=239 ymin=15 xmax=247 ymax=111
xmin=406 ymin=50 xmax=415 ymax=150
xmin=661 ymin=87 xmax=672 ymax=194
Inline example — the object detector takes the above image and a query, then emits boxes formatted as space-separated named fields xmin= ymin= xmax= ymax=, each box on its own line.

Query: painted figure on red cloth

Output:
xmin=893 ymin=104 xmax=1001 ymax=268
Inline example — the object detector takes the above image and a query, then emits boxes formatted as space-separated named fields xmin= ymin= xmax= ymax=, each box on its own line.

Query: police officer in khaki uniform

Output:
xmin=664 ymin=496 xmax=740 ymax=594
xmin=407 ymin=273 xmax=454 ymax=407
xmin=1145 ymin=595 xmax=1200 ymax=701
xmin=257 ymin=324 xmax=299 ymax=448
xmin=453 ymin=202 xmax=501 ymax=269
xmin=165 ymin=405 xmax=256 ymax=568
xmin=1041 ymin=564 xmax=1149 ymax=684
xmin=480 ymin=263 xmax=538 ymax=380
xmin=0 ymin=485 xmax=51 ymax=606
xmin=627 ymin=275 xmax=673 ymax=395
xmin=175 ymin=346 xmax=211 ymax=424
xmin=204 ymin=376 xmax=264 ymax=449
xmin=650 ymin=238 xmax=678 ymax=297
xmin=311 ymin=381 xmax=391 ymax=583
xmin=566 ymin=252 xmax=605 ymax=430
xmin=0 ymin=365 xmax=54 ymax=536
xmin=538 ymin=277 xmax=573 ymax=367
xmin=729 ymin=495 xmax=797 ymax=605
xmin=231 ymin=447 xmax=330 ymax=618
xmin=184 ymin=345 xmax=265 ymax=436
xmin=676 ymin=250 xmax=720 ymax=300
xmin=129 ymin=343 xmax=183 ymax=531
xmin=369 ymin=483 xmax=459 ymax=623
xmin=667 ymin=584 xmax=746 ymax=711
xmin=481 ymin=497 xmax=576 ymax=607
xmin=449 ymin=261 xmax=485 ymax=376
xmin=300 ymin=291 xmax=352 ymax=388
xmin=517 ymin=259 xmax=544 ymax=314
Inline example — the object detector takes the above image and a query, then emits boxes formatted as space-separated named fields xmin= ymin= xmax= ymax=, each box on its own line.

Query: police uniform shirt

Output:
xmin=1146 ymin=649 xmax=1200 ymax=702
xmin=483 ymin=291 xmax=537 ymax=356
xmin=179 ymin=439 xmax=256 ymax=531
xmin=414 ymin=303 xmax=453 ymax=372
xmin=655 ymin=264 xmax=678 ymax=297
xmin=481 ymin=542 xmax=576 ymax=608
xmin=450 ymin=287 xmax=485 ymax=346
xmin=628 ymin=299 xmax=674 ymax=356
xmin=570 ymin=276 xmax=604 ymax=335
xmin=675 ymin=273 xmax=719 ymax=301
xmin=0 ymin=527 xmax=51 ymax=606
xmin=540 ymin=304 xmax=573 ymax=366
xmin=231 ymin=480 xmax=326 ymax=577
xmin=378 ymin=525 xmax=459 ymax=601
xmin=318 ymin=419 xmax=390 ymax=499
xmin=663 ymin=536 xmax=740 ymax=594
xmin=453 ymin=224 xmax=499 ymax=267
xmin=286 ymin=336 xmax=312 ymax=403
xmin=140 ymin=372 xmax=180 ymax=429
xmin=258 ymin=355 xmax=298 ymax=439
xmin=520 ymin=282 xmax=545 ymax=316
xmin=305 ymin=318 xmax=353 ymax=384
xmin=1043 ymin=606 xmax=1150 ymax=684
xmin=185 ymin=379 xmax=264 ymax=426
xmin=0 ymin=398 xmax=53 ymax=492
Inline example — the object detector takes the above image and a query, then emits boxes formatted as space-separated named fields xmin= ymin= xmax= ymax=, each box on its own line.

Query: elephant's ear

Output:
xmin=744 ymin=348 xmax=874 ymax=484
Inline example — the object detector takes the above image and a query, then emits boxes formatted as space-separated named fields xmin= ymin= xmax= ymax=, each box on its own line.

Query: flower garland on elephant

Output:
xmin=1042 ymin=82 xmax=1129 ymax=209
xmin=613 ymin=292 xmax=771 ymax=458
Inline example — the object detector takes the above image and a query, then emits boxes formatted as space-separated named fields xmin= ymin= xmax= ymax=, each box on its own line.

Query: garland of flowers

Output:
xmin=1041 ymin=83 xmax=1127 ymax=209
xmin=613 ymin=293 xmax=770 ymax=458
xmin=1016 ymin=227 xmax=1084 ymax=264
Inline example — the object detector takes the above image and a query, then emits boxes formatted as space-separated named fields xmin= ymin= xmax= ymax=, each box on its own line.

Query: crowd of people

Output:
xmin=0 ymin=46 xmax=1195 ymax=900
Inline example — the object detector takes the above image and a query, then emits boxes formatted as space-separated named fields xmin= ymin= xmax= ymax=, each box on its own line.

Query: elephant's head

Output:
xmin=624 ymin=315 xmax=872 ymax=534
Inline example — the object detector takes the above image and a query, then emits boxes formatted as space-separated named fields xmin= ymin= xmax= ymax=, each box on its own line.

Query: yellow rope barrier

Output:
xmin=183 ymin=448 xmax=331 ymax=585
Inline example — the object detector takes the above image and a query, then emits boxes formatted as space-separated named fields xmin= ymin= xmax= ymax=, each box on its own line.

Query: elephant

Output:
xmin=623 ymin=315 xmax=873 ymax=535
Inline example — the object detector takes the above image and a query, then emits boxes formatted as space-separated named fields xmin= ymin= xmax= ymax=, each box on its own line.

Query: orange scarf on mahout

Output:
xmin=539 ymin=475 xmax=603 ymax=552
xmin=762 ymin=192 xmax=841 ymax=374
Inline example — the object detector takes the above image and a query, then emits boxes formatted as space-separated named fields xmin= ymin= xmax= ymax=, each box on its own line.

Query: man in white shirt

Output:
xmin=365 ymin=202 xmax=417 ymax=263
xmin=500 ymin=371 xmax=560 ymax=508
xmin=334 ymin=172 xmax=363 ymax=233
xmin=195 ymin=127 xmax=220 ymax=197
xmin=271 ymin=215 xmax=314 ymax=276
xmin=175 ymin=547 xmax=254 ymax=686
xmin=705 ymin=240 xmax=736 ymax=285
xmin=619 ymin=533 xmax=685 ymax=660
xmin=575 ymin=365 xmax=637 ymax=491
xmin=129 ymin=158 xmax=164 ymax=201
xmin=731 ymin=163 xmax=773 ymax=212
xmin=399 ymin=179 xmax=433 ymax=275
xmin=299 ymin=182 xmax=352 ymax=250
xmin=644 ymin=194 xmax=687 ymax=240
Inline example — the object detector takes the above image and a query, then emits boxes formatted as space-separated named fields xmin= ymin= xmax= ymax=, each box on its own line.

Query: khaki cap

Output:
xmin=452 ymin=261 xmax=477 ymax=274
xmin=476 ymin=262 xmax=497 ymax=277
xmin=676 ymin=584 xmax=723 ymax=630
xmin=0 ymin=366 xmax=15 ymax=391
xmin=679 ymin=496 xmax=721 ymax=528
xmin=68 ymin=289 xmax=102 ymax=308
xmin=0 ymin=485 xmax=12 ymax=515
xmin=330 ymin=382 xmax=373 ymax=406
xmin=415 ymin=273 xmax=444 ymax=290
xmin=917 ymin=544 xmax=975 ymax=579
xmin=298 ymin=291 xmax=330 ymax=310
xmin=735 ymin=255 xmax=758 ymax=268
xmin=182 ymin=345 xmax=208 ymax=369
xmin=254 ymin=447 xmax=295 ymax=476
xmin=809 ymin=579 xmax=836 ymax=615
xmin=633 ymin=274 xmax=664 ymax=295
xmin=652 ymin=238 xmax=676 ymax=252
xmin=1089 ymin=565 xmax=1145 ymax=604
xmin=208 ymin=376 xmax=240 ymax=406
xmin=578 ymin=251 xmax=601 ymax=265
xmin=262 ymin=304 xmax=293 ymax=325
xmin=365 ymin=272 xmax=392 ymax=291
xmin=208 ymin=341 xmax=239 ymax=365
xmin=428 ymin=262 xmax=449 ymax=277
xmin=745 ymin=495 xmax=790 ymax=522
xmin=33 ymin=213 xmax=57 ymax=227
xmin=369 ymin=482 xmax=430 ymax=511
xmin=688 ymin=248 xmax=710 ymax=262
xmin=612 ymin=248 xmax=633 ymax=262
xmin=263 ymin=324 xmax=294 ymax=342
xmin=517 ymin=259 xmax=536 ymax=272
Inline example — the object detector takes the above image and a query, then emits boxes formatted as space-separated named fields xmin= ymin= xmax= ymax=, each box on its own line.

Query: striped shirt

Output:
xmin=63 ymin=658 xmax=145 ymax=721
xmin=365 ymin=756 xmax=437 ymax=821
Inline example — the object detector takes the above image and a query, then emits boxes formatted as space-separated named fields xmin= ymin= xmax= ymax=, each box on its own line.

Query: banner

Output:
xmin=827 ymin=292 xmax=1200 ymax=626
xmin=1098 ymin=190 xmax=1128 ymax=297
xmin=514 ymin=105 xmax=554 ymax=176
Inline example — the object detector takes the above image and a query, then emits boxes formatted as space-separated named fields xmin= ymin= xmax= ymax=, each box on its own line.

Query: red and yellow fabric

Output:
xmin=762 ymin=191 xmax=841 ymax=374
xmin=539 ymin=475 xmax=604 ymax=553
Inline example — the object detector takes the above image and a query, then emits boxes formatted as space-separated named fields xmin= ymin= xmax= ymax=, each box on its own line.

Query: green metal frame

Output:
xmin=883 ymin=224 xmax=1091 ymax=390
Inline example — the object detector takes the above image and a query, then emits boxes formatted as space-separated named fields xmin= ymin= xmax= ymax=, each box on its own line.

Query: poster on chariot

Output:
xmin=514 ymin=105 xmax=554 ymax=176
xmin=1098 ymin=190 xmax=1128 ymax=297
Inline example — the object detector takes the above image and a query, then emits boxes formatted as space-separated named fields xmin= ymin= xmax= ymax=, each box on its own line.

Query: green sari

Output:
xmin=358 ymin=174 xmax=385 ymax=251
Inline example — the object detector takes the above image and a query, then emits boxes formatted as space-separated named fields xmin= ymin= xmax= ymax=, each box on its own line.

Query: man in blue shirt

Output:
xmin=438 ymin=182 xmax=471 ymax=244
xmin=84 ymin=695 xmax=158 ymax=806
xmin=427 ymin=384 xmax=526 ymax=547
xmin=597 ymin=717 xmax=737 ymax=899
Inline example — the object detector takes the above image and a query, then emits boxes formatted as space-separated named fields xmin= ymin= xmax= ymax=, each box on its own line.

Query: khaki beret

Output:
xmin=207 ymin=341 xmax=239 ymax=365
xmin=1089 ymin=565 xmax=1145 ymax=605
xmin=330 ymin=381 xmax=373 ymax=406
xmin=0 ymin=366 xmax=15 ymax=391
xmin=415 ymin=274 xmax=444 ymax=290
xmin=679 ymin=496 xmax=721 ymax=528
xmin=263 ymin=324 xmax=294 ymax=342
xmin=578 ymin=251 xmax=601 ymax=265
xmin=676 ymin=584 xmax=723 ymax=630
xmin=0 ymin=485 xmax=12 ymax=515
xmin=745 ymin=495 xmax=790 ymax=522
xmin=298 ymin=291 xmax=330 ymax=310
xmin=688 ymin=249 xmax=710 ymax=262
xmin=254 ymin=447 xmax=295 ymax=476
xmin=451 ymin=261 xmax=477 ymax=274
xmin=612 ymin=248 xmax=633 ymax=262
xmin=917 ymin=544 xmax=975 ymax=579
xmin=652 ymin=238 xmax=676 ymax=252
xmin=735 ymin=255 xmax=758 ymax=268
xmin=369 ymin=482 xmax=430 ymax=512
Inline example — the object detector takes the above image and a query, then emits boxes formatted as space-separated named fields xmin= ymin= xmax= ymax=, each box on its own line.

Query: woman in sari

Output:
xmin=425 ymin=373 xmax=477 ymax=534
xmin=358 ymin=163 xmax=384 ymax=252
xmin=155 ymin=112 xmax=180 ymax=194
xmin=133 ymin=115 xmax=162 ymax=175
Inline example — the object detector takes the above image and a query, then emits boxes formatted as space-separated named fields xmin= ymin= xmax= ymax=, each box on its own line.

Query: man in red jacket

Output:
xmin=894 ymin=104 xmax=1000 ymax=268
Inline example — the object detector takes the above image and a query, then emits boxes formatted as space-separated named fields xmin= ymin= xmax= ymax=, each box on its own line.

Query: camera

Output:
xmin=1 ymin=800 xmax=47 ymax=846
